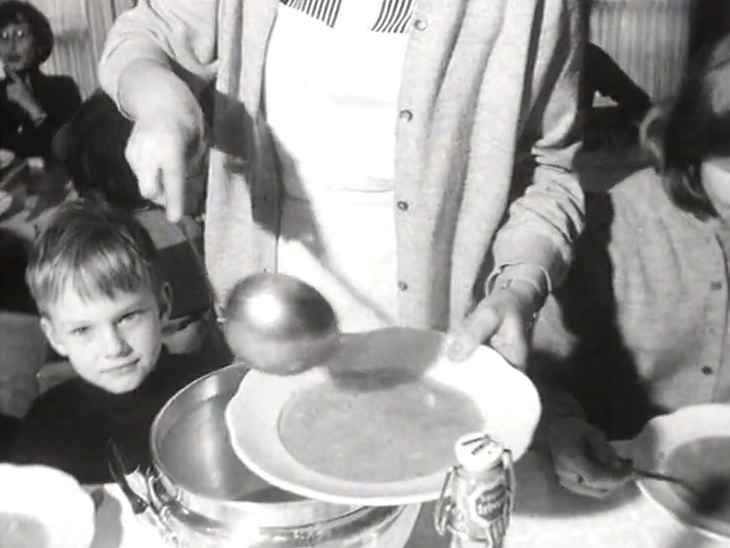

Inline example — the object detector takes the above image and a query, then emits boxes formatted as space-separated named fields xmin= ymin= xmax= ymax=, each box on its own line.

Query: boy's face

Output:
xmin=40 ymin=285 xmax=168 ymax=394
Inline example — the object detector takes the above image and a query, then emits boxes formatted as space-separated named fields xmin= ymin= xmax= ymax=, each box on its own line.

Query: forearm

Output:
xmin=20 ymin=99 xmax=46 ymax=123
xmin=491 ymin=0 xmax=585 ymax=295
xmin=98 ymin=0 xmax=218 ymax=125
xmin=115 ymin=59 xmax=203 ymax=132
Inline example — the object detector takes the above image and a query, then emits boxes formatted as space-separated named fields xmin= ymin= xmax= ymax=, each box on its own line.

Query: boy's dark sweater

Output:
xmin=7 ymin=348 xmax=222 ymax=484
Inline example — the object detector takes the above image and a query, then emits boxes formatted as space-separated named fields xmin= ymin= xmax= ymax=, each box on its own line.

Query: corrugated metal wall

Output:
xmin=589 ymin=0 xmax=695 ymax=101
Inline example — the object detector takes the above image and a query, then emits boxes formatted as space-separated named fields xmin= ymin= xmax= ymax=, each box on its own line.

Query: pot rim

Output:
xmin=148 ymin=363 xmax=362 ymax=525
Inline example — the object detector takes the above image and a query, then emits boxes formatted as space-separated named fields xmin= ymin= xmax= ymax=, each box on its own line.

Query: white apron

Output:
xmin=265 ymin=3 xmax=409 ymax=332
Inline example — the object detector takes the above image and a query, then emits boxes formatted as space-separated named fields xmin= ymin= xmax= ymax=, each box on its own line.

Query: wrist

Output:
xmin=492 ymin=277 xmax=544 ymax=330
xmin=490 ymin=263 xmax=549 ymax=298
xmin=118 ymin=61 xmax=204 ymax=138
xmin=30 ymin=109 xmax=47 ymax=125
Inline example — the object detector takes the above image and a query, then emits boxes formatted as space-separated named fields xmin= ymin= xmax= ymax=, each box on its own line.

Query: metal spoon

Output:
xmin=634 ymin=467 xmax=730 ymax=515
xmin=222 ymin=273 xmax=341 ymax=375
xmin=632 ymin=467 xmax=699 ymax=496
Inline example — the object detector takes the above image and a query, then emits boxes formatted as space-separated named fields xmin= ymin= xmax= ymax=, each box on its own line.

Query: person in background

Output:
xmin=6 ymin=202 xmax=228 ymax=482
xmin=530 ymin=33 xmax=730 ymax=498
xmin=0 ymin=1 xmax=81 ymax=159
xmin=0 ymin=228 xmax=36 ymax=315
xmin=0 ymin=228 xmax=38 ymax=459
xmin=55 ymin=90 xmax=221 ymax=357
xmin=98 ymin=0 xmax=586 ymax=369
xmin=580 ymin=42 xmax=652 ymax=151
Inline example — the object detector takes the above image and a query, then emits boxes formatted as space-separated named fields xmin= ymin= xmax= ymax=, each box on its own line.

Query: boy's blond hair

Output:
xmin=26 ymin=202 xmax=159 ymax=316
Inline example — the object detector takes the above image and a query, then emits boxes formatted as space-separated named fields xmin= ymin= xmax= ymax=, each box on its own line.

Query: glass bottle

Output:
xmin=434 ymin=432 xmax=514 ymax=548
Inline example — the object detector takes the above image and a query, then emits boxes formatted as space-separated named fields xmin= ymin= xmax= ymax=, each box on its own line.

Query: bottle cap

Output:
xmin=454 ymin=432 xmax=503 ymax=473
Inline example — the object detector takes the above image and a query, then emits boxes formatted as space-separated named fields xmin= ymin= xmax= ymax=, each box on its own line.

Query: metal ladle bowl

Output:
xmin=222 ymin=273 xmax=341 ymax=375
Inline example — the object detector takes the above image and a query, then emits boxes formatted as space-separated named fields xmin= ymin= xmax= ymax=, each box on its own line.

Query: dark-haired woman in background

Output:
xmin=529 ymin=33 xmax=730 ymax=498
xmin=0 ymin=1 xmax=81 ymax=159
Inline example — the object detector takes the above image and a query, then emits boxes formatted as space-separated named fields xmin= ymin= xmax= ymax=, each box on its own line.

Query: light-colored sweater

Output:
xmin=99 ymin=0 xmax=585 ymax=330
xmin=532 ymin=168 xmax=730 ymax=439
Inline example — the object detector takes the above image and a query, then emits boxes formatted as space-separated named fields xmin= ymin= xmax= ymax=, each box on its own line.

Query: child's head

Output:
xmin=642 ymin=33 xmax=730 ymax=219
xmin=26 ymin=202 xmax=171 ymax=394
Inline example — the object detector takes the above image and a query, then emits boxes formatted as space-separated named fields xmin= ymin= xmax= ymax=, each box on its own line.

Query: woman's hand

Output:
xmin=6 ymin=71 xmax=45 ymax=122
xmin=547 ymin=416 xmax=633 ymax=498
xmin=446 ymin=279 xmax=537 ymax=369
xmin=124 ymin=114 xmax=205 ymax=222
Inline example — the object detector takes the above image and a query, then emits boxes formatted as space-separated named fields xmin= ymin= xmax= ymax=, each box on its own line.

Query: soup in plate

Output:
xmin=666 ymin=436 xmax=730 ymax=520
xmin=278 ymin=378 xmax=483 ymax=483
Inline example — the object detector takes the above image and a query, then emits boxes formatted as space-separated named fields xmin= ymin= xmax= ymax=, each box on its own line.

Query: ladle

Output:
xmin=222 ymin=273 xmax=341 ymax=375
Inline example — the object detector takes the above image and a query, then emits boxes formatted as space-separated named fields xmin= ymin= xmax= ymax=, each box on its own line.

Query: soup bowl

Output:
xmin=630 ymin=404 xmax=730 ymax=542
xmin=141 ymin=364 xmax=420 ymax=547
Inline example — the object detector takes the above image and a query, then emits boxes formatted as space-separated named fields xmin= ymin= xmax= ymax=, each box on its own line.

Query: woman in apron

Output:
xmin=99 ymin=0 xmax=586 ymax=368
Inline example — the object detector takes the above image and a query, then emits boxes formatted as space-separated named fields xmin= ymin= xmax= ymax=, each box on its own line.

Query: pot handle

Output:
xmin=144 ymin=467 xmax=227 ymax=539
xmin=106 ymin=440 xmax=181 ymax=546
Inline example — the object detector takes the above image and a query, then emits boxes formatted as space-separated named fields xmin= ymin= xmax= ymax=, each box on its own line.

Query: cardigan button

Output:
xmin=399 ymin=109 xmax=414 ymax=122
xmin=413 ymin=19 xmax=428 ymax=31
xmin=397 ymin=281 xmax=409 ymax=291
xmin=397 ymin=200 xmax=410 ymax=211
xmin=701 ymin=366 xmax=714 ymax=376
xmin=711 ymin=281 xmax=723 ymax=291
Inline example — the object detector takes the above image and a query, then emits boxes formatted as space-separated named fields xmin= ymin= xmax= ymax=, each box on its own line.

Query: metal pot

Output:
xmin=143 ymin=364 xmax=420 ymax=547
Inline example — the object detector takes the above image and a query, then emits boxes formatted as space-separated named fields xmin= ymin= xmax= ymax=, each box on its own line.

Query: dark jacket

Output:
xmin=0 ymin=70 xmax=81 ymax=158
xmin=6 ymin=348 xmax=225 ymax=484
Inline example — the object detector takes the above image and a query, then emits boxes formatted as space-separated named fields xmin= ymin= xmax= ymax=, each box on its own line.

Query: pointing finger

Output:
xmin=159 ymin=151 xmax=185 ymax=222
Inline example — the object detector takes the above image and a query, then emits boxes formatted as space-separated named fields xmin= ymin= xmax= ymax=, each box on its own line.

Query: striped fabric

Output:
xmin=370 ymin=0 xmax=414 ymax=32
xmin=281 ymin=0 xmax=413 ymax=32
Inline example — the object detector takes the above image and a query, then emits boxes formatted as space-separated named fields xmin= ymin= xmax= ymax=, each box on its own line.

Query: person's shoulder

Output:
xmin=608 ymin=166 xmax=662 ymax=198
xmin=14 ymin=377 xmax=95 ymax=447
xmin=607 ymin=167 xmax=681 ymax=228
xmin=24 ymin=377 xmax=88 ymax=419
xmin=155 ymin=344 xmax=225 ymax=388
xmin=134 ymin=208 xmax=202 ymax=247
xmin=34 ymin=74 xmax=82 ymax=111
xmin=35 ymin=73 xmax=79 ymax=94
xmin=42 ymin=74 xmax=76 ymax=86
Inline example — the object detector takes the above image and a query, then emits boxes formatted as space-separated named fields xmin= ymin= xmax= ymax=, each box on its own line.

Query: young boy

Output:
xmin=53 ymin=90 xmax=213 ymax=356
xmin=6 ymin=202 xmax=227 ymax=483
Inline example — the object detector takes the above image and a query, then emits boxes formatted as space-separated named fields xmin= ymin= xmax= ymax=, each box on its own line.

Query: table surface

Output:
xmin=86 ymin=450 xmax=730 ymax=548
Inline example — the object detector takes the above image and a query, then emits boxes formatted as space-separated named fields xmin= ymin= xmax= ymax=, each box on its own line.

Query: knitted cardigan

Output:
xmin=100 ymin=0 xmax=585 ymax=330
